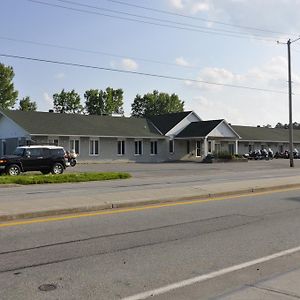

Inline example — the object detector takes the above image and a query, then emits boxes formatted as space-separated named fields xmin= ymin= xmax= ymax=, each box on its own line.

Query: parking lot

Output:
xmin=71 ymin=159 xmax=300 ymax=180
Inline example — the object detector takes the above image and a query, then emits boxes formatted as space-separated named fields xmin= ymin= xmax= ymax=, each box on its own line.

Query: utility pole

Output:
xmin=278 ymin=37 xmax=300 ymax=167
xmin=287 ymin=39 xmax=294 ymax=167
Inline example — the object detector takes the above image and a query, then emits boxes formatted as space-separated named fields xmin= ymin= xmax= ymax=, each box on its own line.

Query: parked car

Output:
xmin=0 ymin=145 xmax=67 ymax=176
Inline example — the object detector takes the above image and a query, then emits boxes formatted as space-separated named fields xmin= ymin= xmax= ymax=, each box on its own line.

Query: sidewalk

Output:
xmin=220 ymin=267 xmax=300 ymax=299
xmin=1 ymin=174 xmax=300 ymax=222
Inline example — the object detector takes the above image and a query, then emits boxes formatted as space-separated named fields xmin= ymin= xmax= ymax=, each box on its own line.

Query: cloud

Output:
xmin=194 ymin=67 xmax=236 ymax=91
xmin=188 ymin=56 xmax=297 ymax=92
xmin=169 ymin=0 xmax=210 ymax=14
xmin=54 ymin=73 xmax=65 ymax=80
xmin=175 ymin=57 xmax=191 ymax=67
xmin=121 ymin=58 xmax=138 ymax=71
xmin=184 ymin=57 xmax=300 ymax=126
xmin=169 ymin=0 xmax=184 ymax=9
xmin=168 ymin=0 xmax=300 ymax=37
xmin=43 ymin=92 xmax=52 ymax=106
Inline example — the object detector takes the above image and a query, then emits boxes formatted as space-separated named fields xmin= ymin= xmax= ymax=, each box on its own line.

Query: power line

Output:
xmin=0 ymin=53 xmax=289 ymax=95
xmin=25 ymin=0 xmax=276 ymax=42
xmin=51 ymin=0 xmax=278 ymax=40
xmin=104 ymin=0 xmax=296 ymax=38
xmin=1 ymin=36 xmax=290 ymax=84
xmin=0 ymin=36 xmax=199 ymax=70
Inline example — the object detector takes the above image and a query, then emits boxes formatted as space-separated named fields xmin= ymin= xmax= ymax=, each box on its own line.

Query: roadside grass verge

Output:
xmin=0 ymin=172 xmax=131 ymax=185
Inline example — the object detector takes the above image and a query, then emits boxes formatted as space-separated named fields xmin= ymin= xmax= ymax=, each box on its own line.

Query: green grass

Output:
xmin=0 ymin=172 xmax=131 ymax=185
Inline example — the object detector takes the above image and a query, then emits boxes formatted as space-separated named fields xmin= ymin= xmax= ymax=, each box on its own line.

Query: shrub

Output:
xmin=213 ymin=151 xmax=233 ymax=160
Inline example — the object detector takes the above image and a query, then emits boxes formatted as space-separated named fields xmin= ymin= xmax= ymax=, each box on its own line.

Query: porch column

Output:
xmin=235 ymin=140 xmax=239 ymax=155
xmin=204 ymin=137 xmax=208 ymax=156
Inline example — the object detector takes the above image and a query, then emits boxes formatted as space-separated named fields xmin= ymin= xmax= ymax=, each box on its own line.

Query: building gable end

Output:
xmin=166 ymin=111 xmax=202 ymax=137
xmin=0 ymin=112 xmax=29 ymax=139
xmin=207 ymin=121 xmax=240 ymax=139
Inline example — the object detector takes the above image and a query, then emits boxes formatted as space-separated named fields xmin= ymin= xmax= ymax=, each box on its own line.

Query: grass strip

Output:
xmin=0 ymin=172 xmax=131 ymax=185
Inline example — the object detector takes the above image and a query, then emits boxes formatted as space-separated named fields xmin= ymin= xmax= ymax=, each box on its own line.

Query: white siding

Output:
xmin=167 ymin=112 xmax=202 ymax=137
xmin=209 ymin=122 xmax=238 ymax=138
xmin=0 ymin=114 xmax=29 ymax=139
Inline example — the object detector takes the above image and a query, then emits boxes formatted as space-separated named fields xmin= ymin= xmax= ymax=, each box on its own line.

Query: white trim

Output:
xmin=89 ymin=138 xmax=100 ymax=156
xmin=166 ymin=111 xmax=202 ymax=137
xmin=205 ymin=120 xmax=241 ymax=139
xmin=134 ymin=140 xmax=143 ymax=156
xmin=150 ymin=140 xmax=158 ymax=156
xmin=48 ymin=137 xmax=59 ymax=146
xmin=117 ymin=139 xmax=126 ymax=156
xmin=0 ymin=111 xmax=30 ymax=139
xmin=31 ymin=133 xmax=165 ymax=139
xmin=169 ymin=139 xmax=174 ymax=154
xmin=221 ymin=120 xmax=241 ymax=139
xmin=69 ymin=138 xmax=80 ymax=154
xmin=1 ymin=140 xmax=6 ymax=155
xmin=195 ymin=140 xmax=202 ymax=157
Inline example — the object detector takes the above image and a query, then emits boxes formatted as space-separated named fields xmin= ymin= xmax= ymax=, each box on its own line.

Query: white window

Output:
xmin=89 ymin=139 xmax=99 ymax=156
xmin=117 ymin=140 xmax=125 ymax=155
xmin=169 ymin=140 xmax=174 ymax=154
xmin=228 ymin=144 xmax=235 ymax=155
xmin=70 ymin=139 xmax=80 ymax=154
xmin=150 ymin=141 xmax=158 ymax=155
xmin=49 ymin=138 xmax=59 ymax=146
xmin=215 ymin=143 xmax=221 ymax=154
xmin=186 ymin=140 xmax=190 ymax=154
xmin=208 ymin=141 xmax=212 ymax=153
xmin=196 ymin=140 xmax=201 ymax=157
xmin=134 ymin=140 xmax=143 ymax=155
xmin=1 ymin=140 xmax=6 ymax=156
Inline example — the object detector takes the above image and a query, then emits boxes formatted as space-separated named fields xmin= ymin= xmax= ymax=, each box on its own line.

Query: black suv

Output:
xmin=0 ymin=146 xmax=67 ymax=176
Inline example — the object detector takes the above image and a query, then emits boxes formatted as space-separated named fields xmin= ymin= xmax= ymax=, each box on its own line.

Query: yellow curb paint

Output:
xmin=1 ymin=186 xmax=300 ymax=229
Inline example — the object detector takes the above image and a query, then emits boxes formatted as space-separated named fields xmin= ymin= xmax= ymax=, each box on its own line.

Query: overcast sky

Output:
xmin=1 ymin=0 xmax=300 ymax=126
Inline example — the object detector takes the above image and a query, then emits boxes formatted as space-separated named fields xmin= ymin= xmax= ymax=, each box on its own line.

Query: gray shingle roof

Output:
xmin=148 ymin=111 xmax=192 ymax=134
xmin=1 ymin=110 xmax=163 ymax=138
xmin=232 ymin=125 xmax=300 ymax=142
xmin=176 ymin=120 xmax=224 ymax=138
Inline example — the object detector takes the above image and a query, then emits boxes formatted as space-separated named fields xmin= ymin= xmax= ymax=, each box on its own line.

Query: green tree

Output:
xmin=104 ymin=87 xmax=124 ymax=115
xmin=53 ymin=89 xmax=83 ymax=114
xmin=18 ymin=96 xmax=37 ymax=111
xmin=0 ymin=63 xmax=18 ymax=109
xmin=84 ymin=87 xmax=124 ymax=115
xmin=131 ymin=90 xmax=184 ymax=117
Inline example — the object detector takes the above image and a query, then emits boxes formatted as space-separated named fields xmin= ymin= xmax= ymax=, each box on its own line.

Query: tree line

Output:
xmin=260 ymin=123 xmax=300 ymax=130
xmin=0 ymin=62 xmax=184 ymax=117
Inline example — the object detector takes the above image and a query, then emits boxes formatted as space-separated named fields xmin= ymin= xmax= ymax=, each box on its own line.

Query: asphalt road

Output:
xmin=1 ymin=188 xmax=300 ymax=299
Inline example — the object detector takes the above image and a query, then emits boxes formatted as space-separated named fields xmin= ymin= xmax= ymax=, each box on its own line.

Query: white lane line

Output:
xmin=122 ymin=245 xmax=300 ymax=300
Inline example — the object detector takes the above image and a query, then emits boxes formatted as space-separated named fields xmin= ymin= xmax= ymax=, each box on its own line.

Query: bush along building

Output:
xmin=0 ymin=109 xmax=298 ymax=162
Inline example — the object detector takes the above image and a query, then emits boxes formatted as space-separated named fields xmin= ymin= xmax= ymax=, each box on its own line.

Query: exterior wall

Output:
xmin=209 ymin=122 xmax=238 ymax=138
xmin=167 ymin=139 xmax=190 ymax=161
xmin=172 ymin=139 xmax=205 ymax=161
xmin=237 ymin=141 xmax=300 ymax=154
xmin=0 ymin=114 xmax=28 ymax=139
xmin=31 ymin=136 xmax=168 ymax=162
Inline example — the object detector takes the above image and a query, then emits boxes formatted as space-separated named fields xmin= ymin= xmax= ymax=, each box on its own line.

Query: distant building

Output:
xmin=0 ymin=109 xmax=298 ymax=161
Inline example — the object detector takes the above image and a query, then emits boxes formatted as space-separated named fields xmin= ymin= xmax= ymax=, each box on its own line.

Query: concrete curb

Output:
xmin=1 ymin=183 xmax=300 ymax=222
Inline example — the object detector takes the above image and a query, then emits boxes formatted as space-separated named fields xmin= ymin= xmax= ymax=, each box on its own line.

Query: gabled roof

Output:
xmin=232 ymin=125 xmax=300 ymax=142
xmin=176 ymin=120 xmax=223 ymax=138
xmin=148 ymin=111 xmax=193 ymax=134
xmin=0 ymin=110 xmax=163 ymax=138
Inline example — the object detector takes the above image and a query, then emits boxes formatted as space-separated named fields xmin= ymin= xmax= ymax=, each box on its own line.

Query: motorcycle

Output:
xmin=65 ymin=150 xmax=77 ymax=167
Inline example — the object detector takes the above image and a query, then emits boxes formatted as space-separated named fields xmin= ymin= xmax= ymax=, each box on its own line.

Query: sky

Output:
xmin=1 ymin=0 xmax=300 ymax=126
